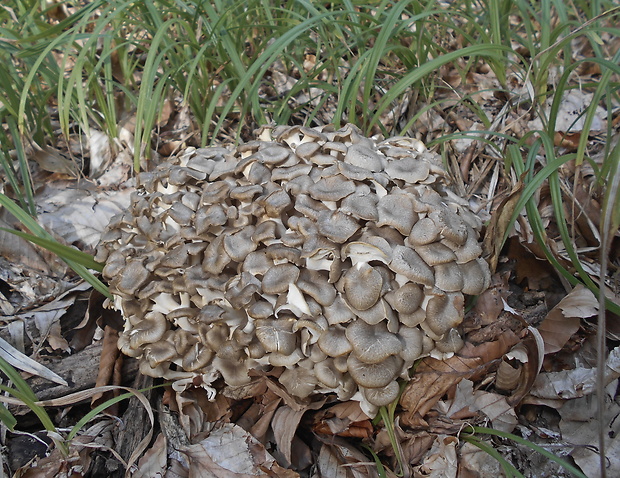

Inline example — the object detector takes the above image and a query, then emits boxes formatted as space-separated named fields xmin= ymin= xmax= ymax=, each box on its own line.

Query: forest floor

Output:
xmin=0 ymin=1 xmax=619 ymax=477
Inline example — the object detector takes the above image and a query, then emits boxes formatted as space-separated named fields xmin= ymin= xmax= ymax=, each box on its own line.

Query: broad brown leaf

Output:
xmin=400 ymin=319 xmax=520 ymax=427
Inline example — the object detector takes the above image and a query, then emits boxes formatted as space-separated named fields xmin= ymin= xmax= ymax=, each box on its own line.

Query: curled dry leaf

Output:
xmin=495 ymin=326 xmax=544 ymax=406
xmin=537 ymin=284 xmax=598 ymax=355
xmin=482 ymin=181 xmax=524 ymax=273
xmin=271 ymin=405 xmax=311 ymax=466
xmin=91 ymin=325 xmax=122 ymax=413
xmin=312 ymin=401 xmax=373 ymax=438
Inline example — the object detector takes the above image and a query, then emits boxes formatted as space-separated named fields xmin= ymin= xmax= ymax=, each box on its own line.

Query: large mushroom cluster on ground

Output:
xmin=96 ymin=123 xmax=490 ymax=416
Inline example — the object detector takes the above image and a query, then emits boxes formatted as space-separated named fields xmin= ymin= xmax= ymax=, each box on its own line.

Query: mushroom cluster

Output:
xmin=96 ymin=124 xmax=490 ymax=416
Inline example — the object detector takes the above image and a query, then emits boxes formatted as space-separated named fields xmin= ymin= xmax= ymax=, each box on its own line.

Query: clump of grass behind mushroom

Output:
xmin=96 ymin=123 xmax=490 ymax=417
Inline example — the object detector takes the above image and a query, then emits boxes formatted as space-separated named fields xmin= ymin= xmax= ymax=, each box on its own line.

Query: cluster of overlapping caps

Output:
xmin=96 ymin=123 xmax=491 ymax=416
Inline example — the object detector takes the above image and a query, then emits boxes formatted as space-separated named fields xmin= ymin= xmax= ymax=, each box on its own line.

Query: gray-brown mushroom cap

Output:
xmin=98 ymin=123 xmax=490 ymax=418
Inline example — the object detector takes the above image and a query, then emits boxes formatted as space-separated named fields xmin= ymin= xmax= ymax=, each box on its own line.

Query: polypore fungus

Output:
xmin=96 ymin=123 xmax=490 ymax=417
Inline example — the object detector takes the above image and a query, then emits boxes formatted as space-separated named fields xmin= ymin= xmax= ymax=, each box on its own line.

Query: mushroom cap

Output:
xmin=343 ymin=263 xmax=384 ymax=311
xmin=362 ymin=380 xmax=401 ymax=407
xmin=99 ymin=123 xmax=489 ymax=417
xmin=346 ymin=320 xmax=403 ymax=364
xmin=347 ymin=354 xmax=402 ymax=388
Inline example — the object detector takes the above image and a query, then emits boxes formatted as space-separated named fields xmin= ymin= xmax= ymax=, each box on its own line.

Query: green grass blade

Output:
xmin=6 ymin=117 xmax=36 ymax=216
xmin=0 ymin=228 xmax=104 ymax=272
xmin=462 ymin=434 xmax=524 ymax=478
xmin=211 ymin=9 xmax=353 ymax=141
xmin=0 ymin=357 xmax=57 ymax=435
xmin=0 ymin=194 xmax=111 ymax=298
xmin=66 ymin=384 xmax=165 ymax=441
xmin=466 ymin=426 xmax=587 ymax=478
xmin=0 ymin=402 xmax=17 ymax=431
xmin=368 ymin=43 xmax=512 ymax=133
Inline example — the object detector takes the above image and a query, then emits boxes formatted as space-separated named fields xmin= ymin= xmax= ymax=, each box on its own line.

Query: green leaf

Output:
xmin=0 ymin=193 xmax=111 ymax=298
xmin=0 ymin=402 xmax=17 ymax=431
xmin=0 ymin=228 xmax=104 ymax=272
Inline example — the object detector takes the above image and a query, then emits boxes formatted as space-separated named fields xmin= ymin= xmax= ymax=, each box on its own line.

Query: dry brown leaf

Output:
xmin=87 ymin=130 xmax=113 ymax=179
xmin=558 ymin=387 xmax=620 ymax=476
xmin=316 ymin=437 xmax=379 ymax=478
xmin=36 ymin=181 xmax=132 ymax=250
xmin=471 ymin=390 xmax=517 ymax=432
xmin=15 ymin=442 xmax=91 ymax=478
xmin=0 ymin=218 xmax=50 ymax=274
xmin=174 ymin=389 xmax=209 ymax=441
xmin=31 ymin=145 xmax=80 ymax=176
xmin=15 ymin=283 xmax=90 ymax=353
xmin=271 ymin=406 xmax=305 ymax=466
xmin=271 ymin=399 xmax=325 ymax=466
xmin=400 ymin=320 xmax=520 ymax=427
xmin=0 ymin=335 xmax=67 ymax=386
xmin=457 ymin=441 xmax=503 ymax=477
xmin=506 ymin=239 xmax=557 ymax=290
xmin=469 ymin=274 xmax=511 ymax=328
xmin=313 ymin=401 xmax=373 ymax=438
xmin=240 ymin=391 xmax=281 ymax=440
xmin=134 ymin=433 xmax=168 ymax=478
xmin=91 ymin=325 xmax=122 ymax=414
xmin=496 ymin=327 xmax=544 ymax=405
xmin=537 ymin=284 xmax=597 ymax=355
xmin=482 ymin=174 xmax=524 ymax=273
xmin=446 ymin=379 xmax=517 ymax=432
xmin=528 ymin=90 xmax=607 ymax=133
xmin=528 ymin=345 xmax=620 ymax=402
xmin=414 ymin=435 xmax=458 ymax=478
xmin=182 ymin=423 xmax=299 ymax=478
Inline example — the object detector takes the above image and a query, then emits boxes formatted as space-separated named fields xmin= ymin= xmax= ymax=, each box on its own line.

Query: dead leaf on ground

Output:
xmin=134 ymin=432 xmax=168 ymax=478
xmin=445 ymin=379 xmax=517 ymax=432
xmin=482 ymin=180 xmax=524 ymax=273
xmin=31 ymin=144 xmax=80 ymax=176
xmin=468 ymin=274 xmax=511 ymax=328
xmin=271 ymin=403 xmax=321 ymax=467
xmin=316 ymin=437 xmax=380 ymax=478
xmin=182 ymin=423 xmax=299 ymax=478
xmin=36 ymin=181 xmax=132 ymax=250
xmin=527 ymin=344 xmax=620 ymax=403
xmin=558 ymin=383 xmax=620 ymax=476
xmin=14 ymin=441 xmax=92 ymax=478
xmin=91 ymin=325 xmax=122 ymax=414
xmin=312 ymin=401 xmax=373 ymax=438
xmin=495 ymin=327 xmax=544 ymax=405
xmin=0 ymin=335 xmax=67 ymax=386
xmin=400 ymin=317 xmax=521 ymax=428
xmin=528 ymin=90 xmax=608 ymax=133
xmin=13 ymin=281 xmax=91 ymax=353
xmin=457 ymin=441 xmax=504 ymax=477
xmin=536 ymin=284 xmax=597 ymax=355
xmin=413 ymin=435 xmax=458 ymax=478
